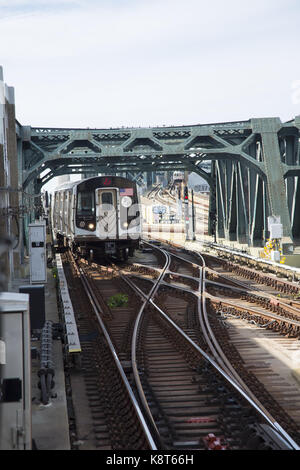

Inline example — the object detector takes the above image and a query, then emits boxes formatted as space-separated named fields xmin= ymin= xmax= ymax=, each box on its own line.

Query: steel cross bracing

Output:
xmin=19 ymin=116 xmax=300 ymax=247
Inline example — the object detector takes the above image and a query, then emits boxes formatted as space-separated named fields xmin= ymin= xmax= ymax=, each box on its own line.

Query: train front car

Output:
xmin=74 ymin=176 xmax=141 ymax=260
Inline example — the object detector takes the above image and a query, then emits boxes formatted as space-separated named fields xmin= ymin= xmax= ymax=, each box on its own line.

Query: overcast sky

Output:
xmin=1 ymin=0 xmax=300 ymax=128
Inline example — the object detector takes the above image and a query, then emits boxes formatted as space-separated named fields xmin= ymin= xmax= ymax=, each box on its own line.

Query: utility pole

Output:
xmin=191 ymin=189 xmax=196 ymax=241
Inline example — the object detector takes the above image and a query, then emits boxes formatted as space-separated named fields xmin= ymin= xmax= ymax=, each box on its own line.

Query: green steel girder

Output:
xmin=20 ymin=116 xmax=300 ymax=246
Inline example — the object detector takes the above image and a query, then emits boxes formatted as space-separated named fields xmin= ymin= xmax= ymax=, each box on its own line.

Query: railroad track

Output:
xmin=203 ymin=252 xmax=300 ymax=298
xmin=126 ymin=244 xmax=295 ymax=450
xmin=138 ymin=242 xmax=300 ymax=442
xmin=61 ymin=251 xmax=156 ymax=450
xmin=60 ymin=242 xmax=300 ymax=450
xmin=198 ymin=251 xmax=300 ymax=338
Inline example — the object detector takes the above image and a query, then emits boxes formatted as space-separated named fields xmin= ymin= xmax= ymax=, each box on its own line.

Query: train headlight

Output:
xmin=122 ymin=222 xmax=129 ymax=229
xmin=88 ymin=223 xmax=95 ymax=230
xmin=121 ymin=196 xmax=132 ymax=208
xmin=79 ymin=221 xmax=85 ymax=228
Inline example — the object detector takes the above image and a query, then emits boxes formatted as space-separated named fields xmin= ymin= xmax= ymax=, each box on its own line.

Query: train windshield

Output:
xmin=101 ymin=192 xmax=113 ymax=206
xmin=77 ymin=191 xmax=95 ymax=216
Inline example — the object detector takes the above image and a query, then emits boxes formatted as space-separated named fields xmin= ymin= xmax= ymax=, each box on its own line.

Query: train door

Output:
xmin=96 ymin=189 xmax=117 ymax=241
xmin=52 ymin=192 xmax=58 ymax=229
xmin=63 ymin=192 xmax=68 ymax=234
xmin=59 ymin=192 xmax=63 ymax=232
xmin=64 ymin=190 xmax=71 ymax=237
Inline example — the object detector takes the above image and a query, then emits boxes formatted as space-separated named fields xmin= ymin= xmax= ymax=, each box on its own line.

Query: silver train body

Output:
xmin=51 ymin=176 xmax=141 ymax=259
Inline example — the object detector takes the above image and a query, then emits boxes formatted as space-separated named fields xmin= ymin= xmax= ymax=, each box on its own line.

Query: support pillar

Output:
xmin=252 ymin=118 xmax=293 ymax=253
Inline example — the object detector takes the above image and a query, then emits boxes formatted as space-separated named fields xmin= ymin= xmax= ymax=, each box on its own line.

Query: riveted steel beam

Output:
xmin=20 ymin=117 xmax=300 ymax=247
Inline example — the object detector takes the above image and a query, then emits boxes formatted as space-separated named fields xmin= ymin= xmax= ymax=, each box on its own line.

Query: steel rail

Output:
xmin=156 ymin=247 xmax=252 ymax=394
xmin=166 ymin=246 xmax=300 ymax=450
xmin=165 ymin=250 xmax=300 ymax=326
xmin=177 ymin=248 xmax=300 ymax=450
xmin=205 ymin=291 xmax=300 ymax=328
xmin=128 ymin=242 xmax=300 ymax=450
xmin=70 ymin=254 xmax=158 ymax=451
xmin=125 ymin=270 xmax=298 ymax=449
xmin=204 ymin=267 xmax=300 ymax=317
xmin=129 ymin=243 xmax=171 ymax=449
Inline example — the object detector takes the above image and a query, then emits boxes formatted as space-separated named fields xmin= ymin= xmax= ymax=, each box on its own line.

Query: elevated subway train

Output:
xmin=172 ymin=171 xmax=184 ymax=185
xmin=51 ymin=176 xmax=141 ymax=260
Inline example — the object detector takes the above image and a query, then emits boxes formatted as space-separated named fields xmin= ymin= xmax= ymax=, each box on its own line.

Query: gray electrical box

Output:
xmin=19 ymin=285 xmax=45 ymax=331
xmin=29 ymin=221 xmax=47 ymax=284
xmin=0 ymin=292 xmax=32 ymax=450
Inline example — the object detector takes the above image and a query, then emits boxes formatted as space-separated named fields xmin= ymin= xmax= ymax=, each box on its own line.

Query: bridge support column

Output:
xmin=236 ymin=162 xmax=248 ymax=244
xmin=252 ymin=118 xmax=294 ymax=253
xmin=208 ymin=162 xmax=217 ymax=240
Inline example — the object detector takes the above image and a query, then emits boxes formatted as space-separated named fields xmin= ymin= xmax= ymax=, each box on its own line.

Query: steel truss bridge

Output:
xmin=18 ymin=116 xmax=300 ymax=248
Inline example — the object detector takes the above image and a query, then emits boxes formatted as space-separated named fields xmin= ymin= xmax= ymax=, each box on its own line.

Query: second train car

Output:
xmin=52 ymin=176 xmax=141 ymax=260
